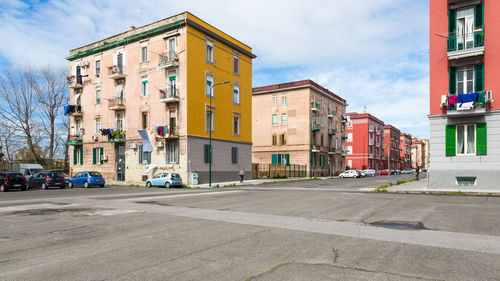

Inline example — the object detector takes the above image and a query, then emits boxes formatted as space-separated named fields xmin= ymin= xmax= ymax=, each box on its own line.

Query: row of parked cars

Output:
xmin=339 ymin=169 xmax=420 ymax=178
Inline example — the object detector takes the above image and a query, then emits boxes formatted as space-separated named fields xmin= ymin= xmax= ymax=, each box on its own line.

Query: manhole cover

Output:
xmin=370 ymin=221 xmax=426 ymax=230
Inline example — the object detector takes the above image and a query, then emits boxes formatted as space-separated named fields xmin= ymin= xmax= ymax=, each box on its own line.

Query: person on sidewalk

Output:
xmin=239 ymin=169 xmax=245 ymax=183
xmin=415 ymin=167 xmax=420 ymax=181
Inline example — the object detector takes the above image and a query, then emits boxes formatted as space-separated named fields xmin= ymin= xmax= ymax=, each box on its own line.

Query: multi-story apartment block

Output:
xmin=411 ymin=137 xmax=429 ymax=170
xmin=383 ymin=125 xmax=401 ymax=170
xmin=345 ymin=113 xmax=385 ymax=170
xmin=400 ymin=133 xmax=412 ymax=170
xmin=66 ymin=12 xmax=256 ymax=184
xmin=430 ymin=0 xmax=498 ymax=188
xmin=252 ymin=80 xmax=347 ymax=177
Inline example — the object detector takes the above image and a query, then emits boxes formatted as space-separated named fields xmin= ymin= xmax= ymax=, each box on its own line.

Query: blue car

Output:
xmin=68 ymin=171 xmax=106 ymax=188
xmin=146 ymin=172 xmax=183 ymax=188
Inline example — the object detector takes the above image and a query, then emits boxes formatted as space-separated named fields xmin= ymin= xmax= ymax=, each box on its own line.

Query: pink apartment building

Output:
xmin=400 ymin=133 xmax=412 ymax=170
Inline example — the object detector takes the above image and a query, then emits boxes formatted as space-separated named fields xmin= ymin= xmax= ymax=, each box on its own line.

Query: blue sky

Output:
xmin=0 ymin=0 xmax=430 ymax=138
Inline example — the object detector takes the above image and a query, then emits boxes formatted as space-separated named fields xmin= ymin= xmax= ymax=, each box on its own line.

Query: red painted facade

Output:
xmin=345 ymin=113 xmax=385 ymax=170
xmin=383 ymin=125 xmax=401 ymax=170
xmin=400 ymin=133 xmax=412 ymax=170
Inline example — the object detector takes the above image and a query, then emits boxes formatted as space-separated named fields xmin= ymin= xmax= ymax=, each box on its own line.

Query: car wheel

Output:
xmin=100 ymin=185 xmax=105 ymax=188
xmin=165 ymin=182 xmax=170 ymax=188
xmin=84 ymin=182 xmax=89 ymax=188
xmin=0 ymin=185 xmax=5 ymax=192
xmin=340 ymin=175 xmax=344 ymax=179
xmin=68 ymin=182 xmax=73 ymax=188
xmin=21 ymin=186 xmax=27 ymax=191
xmin=146 ymin=182 xmax=152 ymax=188
xmin=41 ymin=183 xmax=47 ymax=190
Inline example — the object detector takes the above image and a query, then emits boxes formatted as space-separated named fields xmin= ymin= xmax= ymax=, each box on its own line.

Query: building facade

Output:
xmin=430 ymin=0 xmax=499 ymax=189
xmin=383 ymin=125 xmax=401 ymax=170
xmin=252 ymin=80 xmax=347 ymax=177
xmin=400 ymin=133 xmax=413 ymax=170
xmin=66 ymin=12 xmax=256 ymax=184
xmin=345 ymin=113 xmax=385 ymax=170
xmin=411 ymin=137 xmax=429 ymax=170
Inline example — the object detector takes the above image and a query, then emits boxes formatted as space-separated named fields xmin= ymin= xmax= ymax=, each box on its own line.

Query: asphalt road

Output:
xmin=1 ymin=174 xmax=498 ymax=281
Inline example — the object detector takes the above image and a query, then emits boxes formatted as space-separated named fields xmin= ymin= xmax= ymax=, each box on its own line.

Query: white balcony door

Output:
xmin=457 ymin=8 xmax=474 ymax=50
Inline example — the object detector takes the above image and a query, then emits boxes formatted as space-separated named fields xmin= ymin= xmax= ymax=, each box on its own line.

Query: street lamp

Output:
xmin=208 ymin=80 xmax=230 ymax=187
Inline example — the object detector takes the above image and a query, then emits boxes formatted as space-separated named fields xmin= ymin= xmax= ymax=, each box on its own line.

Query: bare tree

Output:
xmin=0 ymin=68 xmax=40 ymax=161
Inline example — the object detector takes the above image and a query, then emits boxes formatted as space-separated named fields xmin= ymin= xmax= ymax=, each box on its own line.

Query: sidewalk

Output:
xmin=191 ymin=177 xmax=326 ymax=189
xmin=386 ymin=178 xmax=500 ymax=195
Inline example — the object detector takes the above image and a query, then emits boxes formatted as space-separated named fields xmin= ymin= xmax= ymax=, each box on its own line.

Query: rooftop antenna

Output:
xmin=363 ymin=105 xmax=367 ymax=113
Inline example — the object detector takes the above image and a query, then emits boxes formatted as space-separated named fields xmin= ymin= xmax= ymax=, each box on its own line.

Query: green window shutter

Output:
xmin=139 ymin=145 xmax=143 ymax=164
xmin=147 ymin=152 xmax=151 ymax=164
xmin=475 ymin=63 xmax=484 ymax=92
xmin=449 ymin=66 xmax=456 ymax=94
xmin=80 ymin=148 xmax=83 ymax=165
xmin=100 ymin=147 xmax=104 ymax=164
xmin=448 ymin=9 xmax=456 ymax=33
xmin=271 ymin=154 xmax=277 ymax=164
xmin=277 ymin=154 xmax=282 ymax=164
xmin=169 ymin=75 xmax=176 ymax=81
xmin=204 ymin=144 xmax=210 ymax=163
xmin=476 ymin=123 xmax=487 ymax=155
xmin=475 ymin=3 xmax=484 ymax=28
xmin=73 ymin=148 xmax=77 ymax=165
xmin=286 ymin=154 xmax=290 ymax=166
xmin=92 ymin=148 xmax=96 ymax=165
xmin=445 ymin=125 xmax=456 ymax=156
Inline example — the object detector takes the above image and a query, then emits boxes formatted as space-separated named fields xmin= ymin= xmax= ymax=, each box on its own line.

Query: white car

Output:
xmin=339 ymin=170 xmax=360 ymax=178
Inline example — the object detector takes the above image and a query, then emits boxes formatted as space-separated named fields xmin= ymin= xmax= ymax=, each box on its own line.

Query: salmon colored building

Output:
xmin=66 ymin=12 xmax=256 ymax=184
xmin=345 ymin=113 xmax=385 ymax=170
xmin=383 ymin=125 xmax=401 ymax=170
xmin=411 ymin=137 xmax=429 ymax=170
xmin=252 ymin=80 xmax=347 ymax=177
xmin=430 ymin=0 xmax=498 ymax=189
xmin=400 ymin=133 xmax=412 ymax=170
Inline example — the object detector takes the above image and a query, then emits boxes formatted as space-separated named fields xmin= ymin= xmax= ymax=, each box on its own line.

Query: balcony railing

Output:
xmin=159 ymin=52 xmax=179 ymax=68
xmin=328 ymin=147 xmax=336 ymax=154
xmin=159 ymin=88 xmax=179 ymax=103
xmin=64 ymin=105 xmax=82 ymax=116
xmin=66 ymin=76 xmax=83 ymax=89
xmin=341 ymin=134 xmax=348 ymax=140
xmin=447 ymin=30 xmax=484 ymax=52
xmin=328 ymin=128 xmax=337 ymax=136
xmin=327 ymin=110 xmax=336 ymax=118
xmin=108 ymin=66 xmax=126 ymax=79
xmin=443 ymin=92 xmax=488 ymax=116
xmin=107 ymin=130 xmax=126 ymax=143
xmin=311 ymin=145 xmax=321 ymax=152
xmin=311 ymin=123 xmax=320 ymax=132
xmin=108 ymin=97 xmax=125 ymax=110
xmin=311 ymin=101 xmax=321 ymax=112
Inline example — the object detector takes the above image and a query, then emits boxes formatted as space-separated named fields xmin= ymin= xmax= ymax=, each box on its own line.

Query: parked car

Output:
xmin=377 ymin=169 xmax=392 ymax=176
xmin=0 ymin=172 xmax=28 ymax=192
xmin=11 ymin=163 xmax=44 ymax=182
xmin=68 ymin=171 xmax=106 ymax=188
xmin=146 ymin=172 xmax=183 ymax=188
xmin=28 ymin=171 xmax=66 ymax=189
xmin=401 ymin=169 xmax=415 ymax=174
xmin=339 ymin=170 xmax=360 ymax=178
xmin=51 ymin=169 xmax=70 ymax=184
xmin=391 ymin=169 xmax=400 ymax=175
xmin=362 ymin=169 xmax=376 ymax=177
xmin=356 ymin=170 xmax=366 ymax=178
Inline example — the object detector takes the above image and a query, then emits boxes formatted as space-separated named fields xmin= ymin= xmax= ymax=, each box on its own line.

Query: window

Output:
xmin=167 ymin=38 xmax=177 ymax=60
xmin=138 ymin=145 xmax=151 ymax=164
xmin=320 ymin=155 xmax=325 ymax=167
xmin=282 ymin=95 xmax=287 ymax=105
xmin=166 ymin=141 xmax=179 ymax=163
xmin=141 ymin=112 xmax=148 ymax=130
xmin=272 ymin=96 xmax=277 ymax=107
xmin=279 ymin=134 xmax=286 ymax=145
xmin=456 ymin=176 xmax=477 ymax=187
xmin=92 ymin=147 xmax=104 ymax=165
xmin=272 ymin=114 xmax=278 ymax=125
xmin=206 ymin=75 xmax=214 ymax=97
xmin=347 ymin=133 xmax=353 ymax=142
xmin=233 ymin=53 xmax=239 ymax=74
xmin=272 ymin=134 xmax=277 ymax=146
xmin=281 ymin=114 xmax=287 ymax=125
xmin=456 ymin=8 xmax=475 ymax=50
xmin=271 ymin=154 xmax=289 ymax=165
xmin=205 ymin=106 xmax=214 ymax=132
xmin=95 ymin=59 xmax=101 ymax=75
xmin=233 ymin=84 xmax=240 ymax=104
xmin=204 ymin=144 xmax=212 ymax=163
xmin=116 ymin=112 xmax=124 ymax=131
xmin=168 ymin=71 xmax=177 ymax=97
xmin=73 ymin=147 xmax=83 ymax=165
xmin=456 ymin=124 xmax=475 ymax=155
xmin=141 ymin=46 xmax=148 ymax=62
xmin=347 ymin=146 xmax=352 ymax=155
xmin=456 ymin=67 xmax=474 ymax=95
xmin=95 ymin=117 xmax=101 ymax=134
xmin=233 ymin=114 xmax=240 ymax=136
xmin=116 ymin=80 xmax=124 ymax=102
xmin=231 ymin=147 xmax=239 ymax=164
xmin=311 ymin=153 xmax=316 ymax=167
xmin=206 ymin=40 xmax=214 ymax=63
xmin=141 ymin=77 xmax=148 ymax=96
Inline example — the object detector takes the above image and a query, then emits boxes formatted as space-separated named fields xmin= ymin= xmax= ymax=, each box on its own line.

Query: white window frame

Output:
xmin=95 ymin=58 xmax=101 ymax=75
xmin=281 ymin=113 xmax=287 ymax=125
xmin=456 ymin=123 xmax=476 ymax=155
xmin=233 ymin=53 xmax=240 ymax=75
xmin=205 ymin=106 xmax=215 ymax=132
xmin=272 ymin=114 xmax=278 ymax=125
xmin=95 ymin=116 xmax=101 ymax=134
xmin=456 ymin=66 xmax=474 ymax=95
xmin=206 ymin=39 xmax=214 ymax=63
xmin=282 ymin=95 xmax=287 ymax=105
xmin=233 ymin=84 xmax=240 ymax=105
xmin=141 ymin=45 xmax=148 ymax=62
xmin=272 ymin=95 xmax=277 ymax=107
xmin=233 ymin=113 xmax=240 ymax=136
xmin=168 ymin=71 xmax=177 ymax=97
xmin=167 ymin=37 xmax=177 ymax=61
xmin=95 ymin=88 xmax=101 ymax=105
xmin=141 ymin=77 xmax=148 ymax=97
xmin=206 ymin=74 xmax=214 ymax=97
xmin=347 ymin=133 xmax=353 ymax=142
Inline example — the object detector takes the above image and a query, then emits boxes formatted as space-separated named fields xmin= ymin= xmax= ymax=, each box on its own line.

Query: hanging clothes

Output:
xmin=448 ymin=95 xmax=458 ymax=109
xmin=64 ymin=105 xmax=71 ymax=116
xmin=457 ymin=92 xmax=479 ymax=110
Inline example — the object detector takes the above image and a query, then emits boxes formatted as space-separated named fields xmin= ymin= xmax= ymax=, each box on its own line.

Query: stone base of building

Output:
xmin=428 ymin=169 xmax=498 ymax=190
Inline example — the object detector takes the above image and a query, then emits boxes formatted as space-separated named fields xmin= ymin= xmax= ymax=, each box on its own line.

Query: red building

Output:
xmin=383 ymin=125 xmax=401 ymax=170
xmin=400 ymin=133 xmax=412 ymax=170
xmin=345 ymin=113 xmax=385 ymax=170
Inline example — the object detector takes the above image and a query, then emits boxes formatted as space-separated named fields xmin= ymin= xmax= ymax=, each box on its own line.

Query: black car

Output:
xmin=0 ymin=172 xmax=27 ymax=192
xmin=28 ymin=172 xmax=66 ymax=189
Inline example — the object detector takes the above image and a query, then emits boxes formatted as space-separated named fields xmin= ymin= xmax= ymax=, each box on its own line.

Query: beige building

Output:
xmin=252 ymin=80 xmax=347 ymax=177
xmin=411 ymin=137 xmax=429 ymax=170
xmin=66 ymin=12 xmax=256 ymax=185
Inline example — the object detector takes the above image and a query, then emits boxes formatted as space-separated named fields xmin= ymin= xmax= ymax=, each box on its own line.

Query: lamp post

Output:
xmin=208 ymin=81 xmax=230 ymax=187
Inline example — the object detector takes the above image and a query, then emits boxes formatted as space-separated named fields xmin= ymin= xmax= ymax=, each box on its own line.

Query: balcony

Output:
xmin=159 ymin=89 xmax=179 ymax=103
xmin=447 ymin=30 xmax=485 ymax=60
xmin=311 ymin=123 xmax=320 ymax=132
xmin=443 ymin=92 xmax=488 ymax=117
xmin=108 ymin=66 xmax=126 ymax=80
xmin=68 ymin=129 xmax=83 ymax=146
xmin=108 ymin=97 xmax=126 ymax=111
xmin=328 ymin=148 xmax=336 ymax=155
xmin=327 ymin=110 xmax=336 ymax=118
xmin=107 ymin=130 xmax=126 ymax=143
xmin=341 ymin=134 xmax=348 ymax=140
xmin=66 ymin=76 xmax=82 ymax=89
xmin=158 ymin=52 xmax=179 ymax=69
xmin=166 ymin=126 xmax=179 ymax=139
xmin=64 ymin=105 xmax=83 ymax=117
xmin=341 ymin=150 xmax=348 ymax=156
xmin=311 ymin=101 xmax=320 ymax=112
xmin=328 ymin=128 xmax=337 ymax=136
xmin=311 ymin=145 xmax=321 ymax=153
xmin=369 ymin=139 xmax=374 ymax=146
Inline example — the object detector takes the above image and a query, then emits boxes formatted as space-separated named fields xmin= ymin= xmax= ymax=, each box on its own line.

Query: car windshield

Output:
xmin=4 ymin=173 xmax=23 ymax=180
xmin=172 ymin=173 xmax=180 ymax=178
xmin=49 ymin=172 xmax=64 ymax=178
xmin=89 ymin=172 xmax=102 ymax=177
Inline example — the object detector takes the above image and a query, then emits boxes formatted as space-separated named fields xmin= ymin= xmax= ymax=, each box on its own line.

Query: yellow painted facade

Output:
xmin=185 ymin=13 xmax=253 ymax=143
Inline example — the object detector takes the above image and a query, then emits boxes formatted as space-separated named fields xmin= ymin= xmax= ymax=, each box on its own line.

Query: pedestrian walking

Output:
xmin=416 ymin=167 xmax=420 ymax=181
xmin=239 ymin=169 xmax=245 ymax=183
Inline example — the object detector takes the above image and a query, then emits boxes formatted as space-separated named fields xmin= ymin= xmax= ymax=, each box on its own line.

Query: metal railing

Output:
xmin=447 ymin=91 xmax=485 ymax=111
xmin=160 ymin=88 xmax=178 ymax=99
xmin=159 ymin=52 xmax=178 ymax=67
xmin=447 ymin=30 xmax=484 ymax=52
xmin=252 ymin=163 xmax=307 ymax=179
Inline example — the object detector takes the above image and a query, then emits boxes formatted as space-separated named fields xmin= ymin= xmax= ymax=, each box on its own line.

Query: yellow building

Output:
xmin=66 ymin=12 xmax=256 ymax=185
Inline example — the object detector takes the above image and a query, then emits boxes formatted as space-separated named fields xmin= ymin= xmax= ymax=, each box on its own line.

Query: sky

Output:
xmin=0 ymin=0 xmax=430 ymax=138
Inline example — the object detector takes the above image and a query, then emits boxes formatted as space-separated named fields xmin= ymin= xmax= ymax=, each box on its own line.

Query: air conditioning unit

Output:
xmin=441 ymin=95 xmax=448 ymax=107
xmin=156 ymin=142 xmax=164 ymax=148
xmin=129 ymin=143 xmax=137 ymax=149
xmin=81 ymin=60 xmax=90 ymax=67
xmin=112 ymin=66 xmax=119 ymax=73
xmin=486 ymin=90 xmax=493 ymax=102
xmin=92 ymin=135 xmax=99 ymax=141
xmin=100 ymin=155 xmax=108 ymax=161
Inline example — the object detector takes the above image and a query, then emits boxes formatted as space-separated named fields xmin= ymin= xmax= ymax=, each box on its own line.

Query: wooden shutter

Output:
xmin=79 ymin=148 xmax=83 ymax=165
xmin=277 ymin=154 xmax=282 ymax=164
xmin=445 ymin=125 xmax=456 ymax=156
xmin=286 ymin=154 xmax=290 ymax=166
xmin=475 ymin=63 xmax=484 ymax=92
xmin=476 ymin=123 xmax=487 ymax=155
xmin=100 ymin=148 xmax=104 ymax=164
xmin=475 ymin=3 xmax=484 ymax=28
xmin=449 ymin=66 xmax=456 ymax=94
xmin=92 ymin=148 xmax=97 ymax=165
xmin=448 ymin=9 xmax=457 ymax=51
xmin=147 ymin=152 xmax=151 ymax=164
xmin=139 ymin=145 xmax=143 ymax=164
xmin=271 ymin=154 xmax=277 ymax=164
xmin=73 ymin=148 xmax=77 ymax=165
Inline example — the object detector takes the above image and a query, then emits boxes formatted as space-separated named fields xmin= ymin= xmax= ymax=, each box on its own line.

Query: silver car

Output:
xmin=362 ymin=169 xmax=376 ymax=177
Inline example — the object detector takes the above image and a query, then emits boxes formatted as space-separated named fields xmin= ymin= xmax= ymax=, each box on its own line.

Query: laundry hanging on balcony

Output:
xmin=138 ymin=129 xmax=153 ymax=152
xmin=448 ymin=95 xmax=457 ymax=109
xmin=457 ymin=92 xmax=479 ymax=110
